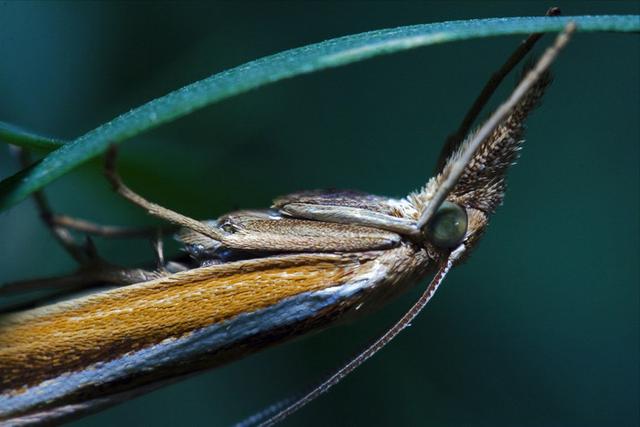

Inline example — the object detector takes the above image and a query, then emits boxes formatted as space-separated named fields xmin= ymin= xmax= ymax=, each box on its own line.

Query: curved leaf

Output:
xmin=1 ymin=15 xmax=638 ymax=210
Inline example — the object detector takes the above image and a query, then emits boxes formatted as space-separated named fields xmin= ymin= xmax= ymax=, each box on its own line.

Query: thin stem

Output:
xmin=0 ymin=121 xmax=65 ymax=150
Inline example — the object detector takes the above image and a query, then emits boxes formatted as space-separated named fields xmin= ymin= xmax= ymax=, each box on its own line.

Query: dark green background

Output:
xmin=1 ymin=2 xmax=638 ymax=426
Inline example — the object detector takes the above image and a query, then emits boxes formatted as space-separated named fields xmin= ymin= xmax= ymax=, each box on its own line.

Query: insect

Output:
xmin=0 ymin=22 xmax=577 ymax=426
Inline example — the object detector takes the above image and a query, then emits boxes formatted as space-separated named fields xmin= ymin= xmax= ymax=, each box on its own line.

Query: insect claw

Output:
xmin=151 ymin=229 xmax=167 ymax=272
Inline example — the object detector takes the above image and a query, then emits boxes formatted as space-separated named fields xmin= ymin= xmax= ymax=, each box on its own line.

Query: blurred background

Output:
xmin=0 ymin=1 xmax=638 ymax=426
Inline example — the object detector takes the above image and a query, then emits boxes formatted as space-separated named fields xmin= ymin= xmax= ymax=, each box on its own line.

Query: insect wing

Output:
xmin=0 ymin=246 xmax=428 ymax=424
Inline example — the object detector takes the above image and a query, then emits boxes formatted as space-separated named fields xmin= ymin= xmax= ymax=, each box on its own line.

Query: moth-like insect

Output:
xmin=0 ymin=21 xmax=576 ymax=427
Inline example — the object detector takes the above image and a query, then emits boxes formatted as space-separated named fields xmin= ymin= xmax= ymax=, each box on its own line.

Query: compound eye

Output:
xmin=424 ymin=201 xmax=468 ymax=249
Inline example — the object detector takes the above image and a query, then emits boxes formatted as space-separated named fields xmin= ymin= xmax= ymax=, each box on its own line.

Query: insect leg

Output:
xmin=45 ymin=214 xmax=175 ymax=239
xmin=2 ymin=148 xmax=169 ymax=296
xmin=0 ymin=265 xmax=162 ymax=296
xmin=15 ymin=147 xmax=103 ymax=265
xmin=14 ymin=147 xmax=170 ymax=261
xmin=104 ymin=146 xmax=225 ymax=242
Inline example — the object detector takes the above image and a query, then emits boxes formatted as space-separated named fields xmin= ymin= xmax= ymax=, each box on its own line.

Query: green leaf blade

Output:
xmin=1 ymin=15 xmax=638 ymax=210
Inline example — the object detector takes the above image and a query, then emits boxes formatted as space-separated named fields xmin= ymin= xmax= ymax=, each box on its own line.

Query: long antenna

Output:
xmin=417 ymin=22 xmax=576 ymax=230
xmin=235 ymin=247 xmax=464 ymax=427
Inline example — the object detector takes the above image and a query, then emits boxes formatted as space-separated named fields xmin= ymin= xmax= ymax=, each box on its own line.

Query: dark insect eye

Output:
xmin=424 ymin=201 xmax=468 ymax=249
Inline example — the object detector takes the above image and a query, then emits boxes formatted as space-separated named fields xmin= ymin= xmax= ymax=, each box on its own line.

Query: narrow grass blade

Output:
xmin=0 ymin=122 xmax=65 ymax=151
xmin=0 ymin=15 xmax=638 ymax=210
